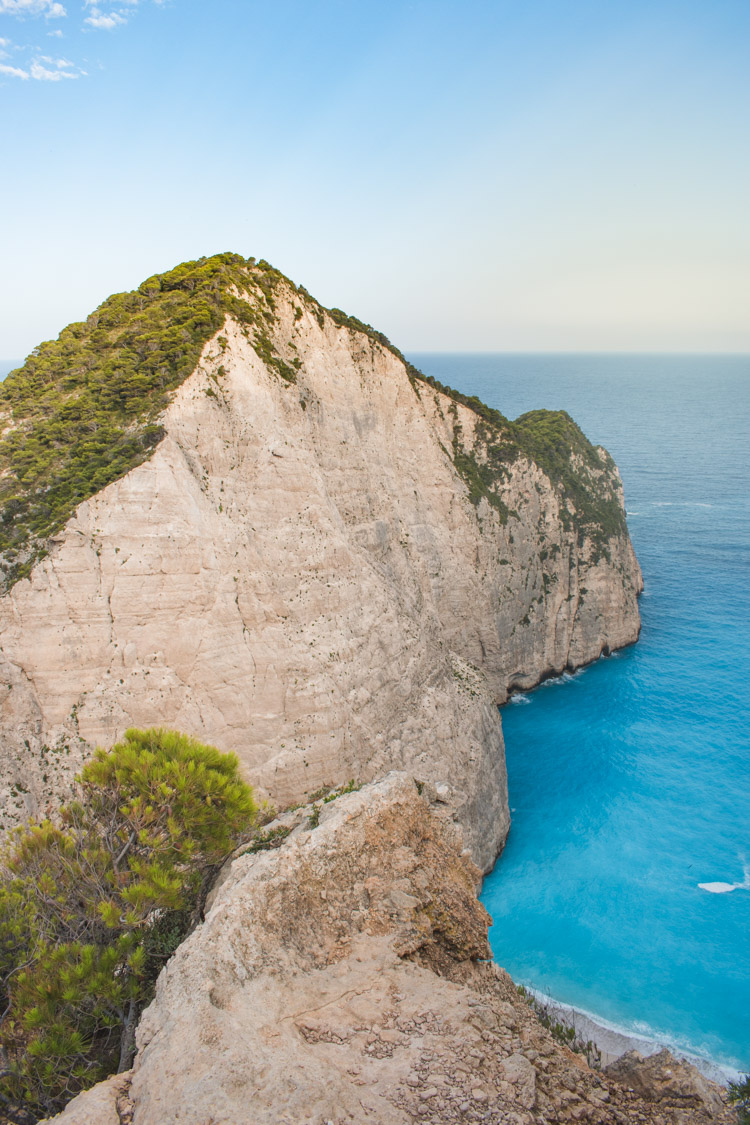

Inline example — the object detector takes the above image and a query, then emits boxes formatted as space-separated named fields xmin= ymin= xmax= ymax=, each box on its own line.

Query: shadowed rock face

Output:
xmin=0 ymin=275 xmax=641 ymax=869
xmin=43 ymin=776 xmax=731 ymax=1125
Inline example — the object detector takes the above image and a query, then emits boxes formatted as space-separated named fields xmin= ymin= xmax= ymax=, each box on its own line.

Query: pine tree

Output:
xmin=0 ymin=729 xmax=256 ymax=1120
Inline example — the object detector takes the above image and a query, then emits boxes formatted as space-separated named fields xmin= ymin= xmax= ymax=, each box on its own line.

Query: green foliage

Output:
xmin=729 ymin=1075 xmax=750 ymax=1124
xmin=445 ymin=401 xmax=625 ymax=552
xmin=451 ymin=439 xmax=511 ymax=523
xmin=0 ymin=254 xmax=293 ymax=589
xmin=1 ymin=249 xmax=626 ymax=591
xmin=511 ymin=410 xmax=626 ymax=550
xmin=322 ymin=302 xmax=626 ymax=554
xmin=322 ymin=779 xmax=360 ymax=803
xmin=0 ymin=728 xmax=256 ymax=1120
xmin=241 ymin=824 xmax=291 ymax=855
xmin=451 ymin=401 xmax=623 ymax=553
xmin=325 ymin=306 xmax=426 ymax=388
xmin=307 ymin=785 xmax=334 ymax=802
xmin=307 ymin=804 xmax=321 ymax=829
xmin=516 ymin=986 xmax=601 ymax=1069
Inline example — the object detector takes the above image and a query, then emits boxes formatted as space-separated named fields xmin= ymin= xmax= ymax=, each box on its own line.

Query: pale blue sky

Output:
xmin=1 ymin=0 xmax=749 ymax=357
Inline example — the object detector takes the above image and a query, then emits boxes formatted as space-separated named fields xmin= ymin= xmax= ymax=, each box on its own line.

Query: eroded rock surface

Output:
xmin=604 ymin=1050 xmax=729 ymax=1118
xmin=44 ymin=775 xmax=730 ymax=1125
xmin=0 ymin=281 xmax=641 ymax=869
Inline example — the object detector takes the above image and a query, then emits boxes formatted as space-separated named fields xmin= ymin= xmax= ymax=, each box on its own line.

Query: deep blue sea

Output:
xmin=409 ymin=353 xmax=750 ymax=1076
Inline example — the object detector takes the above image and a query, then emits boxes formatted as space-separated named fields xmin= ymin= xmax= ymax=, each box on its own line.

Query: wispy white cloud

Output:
xmin=1 ymin=0 xmax=164 ymax=84
xmin=0 ymin=51 xmax=83 ymax=78
xmin=0 ymin=0 xmax=67 ymax=18
xmin=84 ymin=7 xmax=126 ymax=28
xmin=29 ymin=54 xmax=78 ymax=77
xmin=39 ymin=52 xmax=74 ymax=64
xmin=0 ymin=60 xmax=28 ymax=77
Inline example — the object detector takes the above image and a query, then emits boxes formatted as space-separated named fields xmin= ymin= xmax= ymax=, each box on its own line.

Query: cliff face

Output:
xmin=0 ymin=260 xmax=641 ymax=869
xmin=44 ymin=775 xmax=731 ymax=1125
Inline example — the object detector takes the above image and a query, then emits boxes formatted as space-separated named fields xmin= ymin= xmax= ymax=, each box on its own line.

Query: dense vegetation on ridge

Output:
xmin=0 ymin=254 xmax=296 ymax=587
xmin=327 ymin=307 xmax=627 ymax=550
xmin=0 ymin=729 xmax=257 ymax=1122
xmin=0 ymin=253 xmax=625 ymax=590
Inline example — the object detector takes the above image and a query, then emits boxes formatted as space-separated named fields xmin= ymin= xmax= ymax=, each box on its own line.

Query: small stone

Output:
xmin=389 ymin=888 xmax=419 ymax=911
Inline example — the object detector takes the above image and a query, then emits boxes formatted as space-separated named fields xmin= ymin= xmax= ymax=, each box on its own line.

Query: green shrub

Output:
xmin=242 ymin=824 xmax=291 ymax=854
xmin=323 ymin=300 xmax=626 ymax=553
xmin=0 ymin=728 xmax=256 ymax=1120
xmin=307 ymin=804 xmax=321 ymax=829
xmin=729 ymin=1075 xmax=750 ymax=1124
xmin=0 ymin=255 xmax=295 ymax=589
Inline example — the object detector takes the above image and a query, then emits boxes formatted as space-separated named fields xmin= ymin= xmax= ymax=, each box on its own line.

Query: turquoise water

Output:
xmin=409 ymin=353 xmax=750 ymax=1074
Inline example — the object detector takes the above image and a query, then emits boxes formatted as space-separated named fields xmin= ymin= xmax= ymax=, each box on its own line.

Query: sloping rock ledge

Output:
xmin=46 ymin=774 xmax=733 ymax=1125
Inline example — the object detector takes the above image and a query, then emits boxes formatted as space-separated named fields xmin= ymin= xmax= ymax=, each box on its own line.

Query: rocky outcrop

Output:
xmin=0 ymin=267 xmax=641 ymax=870
xmin=604 ymin=1050 xmax=729 ymax=1118
xmin=44 ymin=775 xmax=730 ymax=1125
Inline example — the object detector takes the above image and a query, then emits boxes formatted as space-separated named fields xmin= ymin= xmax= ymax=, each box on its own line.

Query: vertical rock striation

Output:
xmin=0 ymin=258 xmax=642 ymax=870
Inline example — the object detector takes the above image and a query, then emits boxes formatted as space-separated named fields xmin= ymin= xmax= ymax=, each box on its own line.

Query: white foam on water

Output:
xmin=508 ymin=693 xmax=531 ymax=705
xmin=523 ymin=986 xmax=743 ymax=1084
xmin=698 ymin=862 xmax=750 ymax=895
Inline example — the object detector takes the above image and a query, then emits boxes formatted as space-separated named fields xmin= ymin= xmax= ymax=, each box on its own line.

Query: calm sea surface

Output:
xmin=409 ymin=353 xmax=750 ymax=1075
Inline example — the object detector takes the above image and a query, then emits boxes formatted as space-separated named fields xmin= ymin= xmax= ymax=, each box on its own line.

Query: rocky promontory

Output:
xmin=0 ymin=254 xmax=642 ymax=871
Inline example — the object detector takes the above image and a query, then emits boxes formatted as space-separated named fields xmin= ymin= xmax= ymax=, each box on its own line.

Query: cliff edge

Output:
xmin=43 ymin=775 xmax=730 ymax=1125
xmin=0 ymin=255 xmax=642 ymax=869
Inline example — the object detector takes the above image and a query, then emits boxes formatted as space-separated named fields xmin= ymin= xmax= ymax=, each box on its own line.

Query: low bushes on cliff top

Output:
xmin=0 ymin=728 xmax=257 ymax=1122
xmin=323 ymin=308 xmax=628 ymax=548
xmin=0 ymin=254 xmax=292 ymax=589
xmin=1 ymin=251 xmax=627 ymax=592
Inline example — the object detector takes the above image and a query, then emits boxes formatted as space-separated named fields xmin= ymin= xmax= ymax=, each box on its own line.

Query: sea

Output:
xmin=2 ymin=352 xmax=748 ymax=1074
xmin=409 ymin=353 xmax=750 ymax=1079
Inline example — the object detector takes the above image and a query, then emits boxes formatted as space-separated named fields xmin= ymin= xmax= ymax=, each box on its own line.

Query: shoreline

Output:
xmin=493 ymin=650 xmax=744 ymax=1091
xmin=523 ymin=986 xmax=742 ymax=1086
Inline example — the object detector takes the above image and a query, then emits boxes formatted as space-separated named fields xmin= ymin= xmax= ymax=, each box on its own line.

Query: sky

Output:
xmin=1 ymin=0 xmax=749 ymax=358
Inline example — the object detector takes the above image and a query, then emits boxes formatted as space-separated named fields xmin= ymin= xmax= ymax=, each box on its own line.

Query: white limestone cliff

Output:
xmin=0 ymin=282 xmax=641 ymax=870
